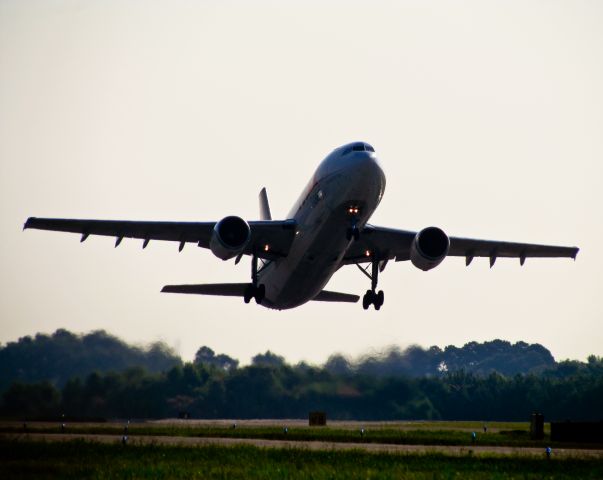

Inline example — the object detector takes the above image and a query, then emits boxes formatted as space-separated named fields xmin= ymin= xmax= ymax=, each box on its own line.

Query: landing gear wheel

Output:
xmin=375 ymin=290 xmax=384 ymax=310
xmin=254 ymin=284 xmax=265 ymax=304
xmin=362 ymin=290 xmax=373 ymax=310
xmin=244 ymin=285 xmax=254 ymax=304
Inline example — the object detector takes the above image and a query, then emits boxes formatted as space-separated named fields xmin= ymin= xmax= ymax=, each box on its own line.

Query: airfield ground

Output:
xmin=1 ymin=420 xmax=602 ymax=478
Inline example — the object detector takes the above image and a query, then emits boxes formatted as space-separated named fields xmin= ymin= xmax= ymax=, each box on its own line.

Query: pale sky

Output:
xmin=1 ymin=0 xmax=601 ymax=365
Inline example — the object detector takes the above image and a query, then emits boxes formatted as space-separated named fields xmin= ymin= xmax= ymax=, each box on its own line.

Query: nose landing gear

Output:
xmin=357 ymin=258 xmax=385 ymax=310
xmin=346 ymin=206 xmax=361 ymax=241
xmin=346 ymin=226 xmax=360 ymax=241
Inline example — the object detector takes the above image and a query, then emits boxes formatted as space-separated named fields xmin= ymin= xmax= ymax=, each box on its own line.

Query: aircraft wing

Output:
xmin=341 ymin=226 xmax=416 ymax=264
xmin=342 ymin=225 xmax=579 ymax=266
xmin=445 ymin=236 xmax=579 ymax=265
xmin=23 ymin=217 xmax=296 ymax=260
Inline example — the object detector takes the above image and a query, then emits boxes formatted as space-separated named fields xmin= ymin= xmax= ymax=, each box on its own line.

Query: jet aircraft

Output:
xmin=24 ymin=142 xmax=579 ymax=310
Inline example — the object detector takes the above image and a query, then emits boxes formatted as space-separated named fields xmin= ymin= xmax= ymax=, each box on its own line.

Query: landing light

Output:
xmin=365 ymin=250 xmax=371 ymax=257
xmin=348 ymin=207 xmax=359 ymax=215
xmin=264 ymin=244 xmax=270 ymax=252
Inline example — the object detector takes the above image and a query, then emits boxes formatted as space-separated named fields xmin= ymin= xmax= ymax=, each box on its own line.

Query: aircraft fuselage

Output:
xmin=259 ymin=143 xmax=386 ymax=309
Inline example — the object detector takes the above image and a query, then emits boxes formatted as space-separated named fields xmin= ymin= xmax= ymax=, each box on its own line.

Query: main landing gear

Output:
xmin=244 ymin=254 xmax=265 ymax=304
xmin=363 ymin=289 xmax=384 ymax=310
xmin=358 ymin=258 xmax=385 ymax=310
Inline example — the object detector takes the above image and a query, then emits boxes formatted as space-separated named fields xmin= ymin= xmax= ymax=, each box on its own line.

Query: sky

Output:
xmin=1 ymin=0 xmax=601 ymax=365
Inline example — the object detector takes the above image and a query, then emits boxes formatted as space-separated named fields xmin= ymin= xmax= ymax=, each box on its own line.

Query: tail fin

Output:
xmin=259 ymin=187 xmax=272 ymax=221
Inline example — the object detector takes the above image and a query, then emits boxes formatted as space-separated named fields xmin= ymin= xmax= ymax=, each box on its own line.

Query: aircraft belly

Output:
xmin=263 ymin=233 xmax=344 ymax=309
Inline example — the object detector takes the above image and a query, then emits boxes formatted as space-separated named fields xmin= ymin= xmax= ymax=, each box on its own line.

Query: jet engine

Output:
xmin=410 ymin=226 xmax=450 ymax=271
xmin=210 ymin=216 xmax=251 ymax=260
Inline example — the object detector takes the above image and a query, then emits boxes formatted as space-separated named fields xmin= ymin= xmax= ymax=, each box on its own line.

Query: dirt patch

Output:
xmin=3 ymin=433 xmax=602 ymax=459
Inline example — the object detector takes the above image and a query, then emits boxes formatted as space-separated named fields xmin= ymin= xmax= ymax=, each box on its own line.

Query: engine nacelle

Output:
xmin=410 ymin=226 xmax=450 ymax=271
xmin=210 ymin=216 xmax=251 ymax=260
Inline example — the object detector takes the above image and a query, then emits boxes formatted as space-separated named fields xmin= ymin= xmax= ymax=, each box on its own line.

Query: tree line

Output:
xmin=0 ymin=329 xmax=601 ymax=421
xmin=0 ymin=329 xmax=556 ymax=392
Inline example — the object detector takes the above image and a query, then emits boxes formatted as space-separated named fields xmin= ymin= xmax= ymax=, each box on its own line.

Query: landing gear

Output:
xmin=357 ymin=258 xmax=385 ymax=310
xmin=244 ymin=254 xmax=265 ymax=304
xmin=362 ymin=290 xmax=384 ymax=310
xmin=346 ymin=226 xmax=360 ymax=241
xmin=346 ymin=206 xmax=361 ymax=241
xmin=244 ymin=283 xmax=265 ymax=304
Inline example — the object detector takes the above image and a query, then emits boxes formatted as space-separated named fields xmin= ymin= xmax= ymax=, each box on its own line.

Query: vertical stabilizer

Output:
xmin=259 ymin=188 xmax=272 ymax=220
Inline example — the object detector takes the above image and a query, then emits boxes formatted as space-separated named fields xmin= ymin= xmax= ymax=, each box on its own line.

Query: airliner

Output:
xmin=24 ymin=142 xmax=579 ymax=310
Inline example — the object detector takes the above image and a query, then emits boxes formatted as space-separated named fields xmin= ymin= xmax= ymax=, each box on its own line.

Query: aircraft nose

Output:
xmin=354 ymin=150 xmax=383 ymax=177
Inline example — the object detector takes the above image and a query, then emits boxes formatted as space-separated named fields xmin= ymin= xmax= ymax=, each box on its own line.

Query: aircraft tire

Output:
xmin=362 ymin=290 xmax=373 ymax=310
xmin=244 ymin=285 xmax=254 ymax=304
xmin=254 ymin=284 xmax=265 ymax=304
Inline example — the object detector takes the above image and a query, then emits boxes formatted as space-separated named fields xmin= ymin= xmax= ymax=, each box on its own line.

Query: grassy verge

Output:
xmin=1 ymin=439 xmax=602 ymax=480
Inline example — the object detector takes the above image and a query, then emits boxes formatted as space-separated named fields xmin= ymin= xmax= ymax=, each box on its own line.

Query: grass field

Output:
xmin=1 ymin=420 xmax=599 ymax=450
xmin=2 ymin=439 xmax=603 ymax=480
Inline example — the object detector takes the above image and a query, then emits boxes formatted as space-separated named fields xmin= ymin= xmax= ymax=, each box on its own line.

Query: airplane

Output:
xmin=24 ymin=141 xmax=579 ymax=310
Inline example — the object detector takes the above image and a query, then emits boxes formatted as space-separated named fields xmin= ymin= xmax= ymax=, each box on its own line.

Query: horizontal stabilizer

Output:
xmin=162 ymin=283 xmax=249 ymax=296
xmin=312 ymin=290 xmax=359 ymax=303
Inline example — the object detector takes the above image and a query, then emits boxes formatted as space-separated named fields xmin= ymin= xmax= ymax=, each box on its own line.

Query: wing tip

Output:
xmin=23 ymin=217 xmax=36 ymax=230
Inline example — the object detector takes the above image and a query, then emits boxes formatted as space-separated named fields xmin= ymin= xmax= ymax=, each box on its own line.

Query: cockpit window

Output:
xmin=342 ymin=143 xmax=375 ymax=155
